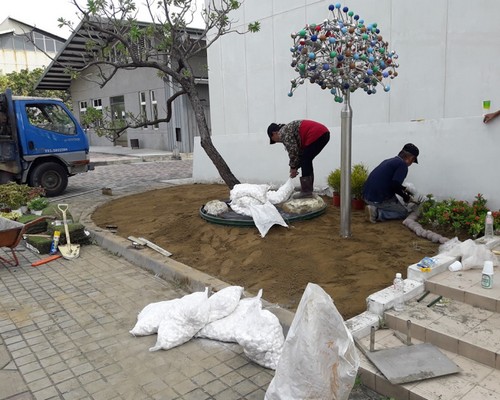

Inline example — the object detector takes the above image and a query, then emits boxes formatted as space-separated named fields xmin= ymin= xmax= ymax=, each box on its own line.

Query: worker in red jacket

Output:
xmin=267 ymin=120 xmax=330 ymax=198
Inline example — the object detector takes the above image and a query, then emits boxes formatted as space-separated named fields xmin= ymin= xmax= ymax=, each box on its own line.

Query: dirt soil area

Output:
xmin=92 ymin=184 xmax=440 ymax=320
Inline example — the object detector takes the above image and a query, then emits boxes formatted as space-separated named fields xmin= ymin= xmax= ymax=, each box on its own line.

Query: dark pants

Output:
xmin=300 ymin=132 xmax=330 ymax=177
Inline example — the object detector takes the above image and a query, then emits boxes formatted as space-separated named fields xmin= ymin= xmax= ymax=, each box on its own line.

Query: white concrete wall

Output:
xmin=195 ymin=0 xmax=500 ymax=209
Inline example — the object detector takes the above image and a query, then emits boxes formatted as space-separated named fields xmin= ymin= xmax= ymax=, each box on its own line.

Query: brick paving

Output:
xmin=0 ymin=150 xmax=382 ymax=400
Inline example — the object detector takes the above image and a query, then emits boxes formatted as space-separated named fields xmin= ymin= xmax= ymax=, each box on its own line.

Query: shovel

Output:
xmin=57 ymin=204 xmax=80 ymax=259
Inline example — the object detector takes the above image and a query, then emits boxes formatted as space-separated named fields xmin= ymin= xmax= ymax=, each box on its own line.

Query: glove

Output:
xmin=401 ymin=188 xmax=412 ymax=203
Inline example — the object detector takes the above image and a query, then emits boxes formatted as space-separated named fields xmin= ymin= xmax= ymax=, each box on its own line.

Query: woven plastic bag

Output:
xmin=249 ymin=201 xmax=288 ymax=238
xmin=149 ymin=288 xmax=209 ymax=351
xmin=265 ymin=283 xmax=359 ymax=400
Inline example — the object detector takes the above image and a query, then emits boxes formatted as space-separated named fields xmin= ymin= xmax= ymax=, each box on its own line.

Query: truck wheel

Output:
xmin=29 ymin=162 xmax=68 ymax=197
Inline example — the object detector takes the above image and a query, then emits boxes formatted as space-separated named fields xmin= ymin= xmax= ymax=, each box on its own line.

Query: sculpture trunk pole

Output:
xmin=340 ymin=91 xmax=352 ymax=238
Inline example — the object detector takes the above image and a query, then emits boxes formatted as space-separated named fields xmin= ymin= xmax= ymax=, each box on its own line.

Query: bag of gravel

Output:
xmin=149 ymin=288 xmax=210 ymax=351
xmin=265 ymin=283 xmax=359 ymax=399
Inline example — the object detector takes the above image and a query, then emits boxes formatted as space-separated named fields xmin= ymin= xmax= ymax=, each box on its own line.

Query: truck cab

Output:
xmin=0 ymin=89 xmax=92 ymax=197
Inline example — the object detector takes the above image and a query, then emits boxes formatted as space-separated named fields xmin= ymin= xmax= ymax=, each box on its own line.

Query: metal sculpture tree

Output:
xmin=288 ymin=3 xmax=399 ymax=237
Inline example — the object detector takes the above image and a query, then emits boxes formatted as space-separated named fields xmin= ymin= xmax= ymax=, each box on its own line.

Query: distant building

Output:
xmin=36 ymin=20 xmax=209 ymax=152
xmin=0 ymin=17 xmax=65 ymax=74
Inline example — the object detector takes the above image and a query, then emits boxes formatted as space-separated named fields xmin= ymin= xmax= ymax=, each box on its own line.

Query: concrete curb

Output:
xmin=79 ymin=203 xmax=295 ymax=335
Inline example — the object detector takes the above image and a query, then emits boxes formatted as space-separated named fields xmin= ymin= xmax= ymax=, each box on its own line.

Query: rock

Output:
xmin=281 ymin=195 xmax=325 ymax=214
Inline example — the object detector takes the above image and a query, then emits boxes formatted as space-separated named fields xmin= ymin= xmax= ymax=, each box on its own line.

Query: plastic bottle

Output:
xmin=484 ymin=211 xmax=494 ymax=238
xmin=481 ymin=260 xmax=494 ymax=289
xmin=49 ymin=231 xmax=61 ymax=255
xmin=393 ymin=273 xmax=405 ymax=311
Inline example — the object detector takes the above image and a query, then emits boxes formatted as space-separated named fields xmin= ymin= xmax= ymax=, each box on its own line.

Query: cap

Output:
xmin=267 ymin=123 xmax=280 ymax=144
xmin=402 ymin=143 xmax=419 ymax=163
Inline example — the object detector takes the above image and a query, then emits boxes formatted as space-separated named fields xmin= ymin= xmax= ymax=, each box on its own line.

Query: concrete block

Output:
xmin=367 ymin=279 xmax=424 ymax=316
xmin=407 ymin=254 xmax=457 ymax=282
xmin=346 ymin=311 xmax=381 ymax=339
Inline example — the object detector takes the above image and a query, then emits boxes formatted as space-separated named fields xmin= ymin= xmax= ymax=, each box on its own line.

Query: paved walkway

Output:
xmin=0 ymin=146 xmax=383 ymax=400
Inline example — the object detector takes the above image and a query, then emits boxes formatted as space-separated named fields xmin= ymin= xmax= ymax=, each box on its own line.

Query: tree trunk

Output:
xmin=184 ymin=82 xmax=240 ymax=189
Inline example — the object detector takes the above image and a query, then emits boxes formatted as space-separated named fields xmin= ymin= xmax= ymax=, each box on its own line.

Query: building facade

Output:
xmin=37 ymin=22 xmax=209 ymax=153
xmin=0 ymin=17 xmax=65 ymax=74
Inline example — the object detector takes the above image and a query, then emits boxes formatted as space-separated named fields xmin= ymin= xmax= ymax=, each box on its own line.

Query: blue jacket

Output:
xmin=362 ymin=156 xmax=408 ymax=202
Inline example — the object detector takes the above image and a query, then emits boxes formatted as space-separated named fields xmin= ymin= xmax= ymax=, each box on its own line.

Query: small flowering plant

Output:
xmin=419 ymin=193 xmax=500 ymax=239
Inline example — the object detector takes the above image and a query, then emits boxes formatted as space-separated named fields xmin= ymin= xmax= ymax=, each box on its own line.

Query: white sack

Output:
xmin=129 ymin=299 xmax=180 ymax=336
xmin=238 ymin=308 xmax=284 ymax=369
xmin=228 ymin=182 xmax=291 ymax=237
xmin=229 ymin=196 xmax=262 ymax=216
xmin=439 ymin=237 xmax=499 ymax=270
xmin=149 ymin=288 xmax=209 ymax=351
xmin=197 ymin=289 xmax=284 ymax=370
xmin=197 ymin=290 xmax=263 ymax=343
xmin=230 ymin=183 xmax=270 ymax=203
xmin=249 ymin=201 xmax=288 ymax=238
xmin=207 ymin=286 xmax=244 ymax=323
xmin=265 ymin=283 xmax=360 ymax=400
xmin=267 ymin=178 xmax=295 ymax=204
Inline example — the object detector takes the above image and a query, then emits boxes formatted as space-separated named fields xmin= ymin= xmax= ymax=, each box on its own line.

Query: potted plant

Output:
xmin=327 ymin=168 xmax=341 ymax=206
xmin=351 ymin=163 xmax=369 ymax=210
xmin=28 ymin=197 xmax=49 ymax=215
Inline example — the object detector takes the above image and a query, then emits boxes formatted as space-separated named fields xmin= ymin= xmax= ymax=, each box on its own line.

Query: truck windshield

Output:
xmin=26 ymin=104 xmax=76 ymax=135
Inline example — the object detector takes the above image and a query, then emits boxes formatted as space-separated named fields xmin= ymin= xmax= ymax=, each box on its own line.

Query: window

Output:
xmin=139 ymin=91 xmax=147 ymax=128
xmin=150 ymin=90 xmax=158 ymax=129
xmin=110 ymin=95 xmax=126 ymax=133
xmin=45 ymin=38 xmax=55 ymax=52
xmin=91 ymin=99 xmax=103 ymax=127
xmin=13 ymin=36 xmax=25 ymax=51
xmin=79 ymin=101 xmax=87 ymax=127
xmin=33 ymin=32 xmax=44 ymax=51
xmin=0 ymin=36 xmax=14 ymax=50
xmin=30 ymin=32 xmax=59 ymax=53
xmin=26 ymin=103 xmax=76 ymax=135
xmin=92 ymin=99 xmax=102 ymax=110
xmin=79 ymin=101 xmax=87 ymax=113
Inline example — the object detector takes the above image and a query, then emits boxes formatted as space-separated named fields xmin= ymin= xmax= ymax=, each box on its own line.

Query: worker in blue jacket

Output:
xmin=363 ymin=143 xmax=419 ymax=223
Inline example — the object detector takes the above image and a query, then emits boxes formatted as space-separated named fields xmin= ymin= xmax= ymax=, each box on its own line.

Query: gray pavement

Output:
xmin=0 ymin=146 xmax=383 ymax=400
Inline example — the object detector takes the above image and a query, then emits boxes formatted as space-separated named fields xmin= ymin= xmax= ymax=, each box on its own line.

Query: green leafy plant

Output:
xmin=351 ymin=163 xmax=369 ymax=200
xmin=28 ymin=197 xmax=49 ymax=211
xmin=0 ymin=182 xmax=31 ymax=210
xmin=0 ymin=210 xmax=22 ymax=220
xmin=327 ymin=163 xmax=369 ymax=199
xmin=419 ymin=193 xmax=500 ymax=239
xmin=327 ymin=168 xmax=341 ymax=193
xmin=0 ymin=183 xmax=46 ymax=211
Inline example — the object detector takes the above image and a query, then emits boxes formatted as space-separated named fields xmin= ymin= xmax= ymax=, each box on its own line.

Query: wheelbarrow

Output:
xmin=0 ymin=216 xmax=46 ymax=266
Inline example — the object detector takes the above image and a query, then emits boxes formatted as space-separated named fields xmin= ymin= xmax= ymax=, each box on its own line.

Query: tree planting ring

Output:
xmin=199 ymin=202 xmax=327 ymax=227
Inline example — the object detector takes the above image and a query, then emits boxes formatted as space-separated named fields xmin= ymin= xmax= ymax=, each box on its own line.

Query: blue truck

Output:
xmin=0 ymin=89 xmax=93 ymax=197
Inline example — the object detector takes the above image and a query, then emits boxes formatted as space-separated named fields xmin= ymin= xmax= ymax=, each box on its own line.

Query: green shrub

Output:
xmin=327 ymin=168 xmax=341 ymax=192
xmin=419 ymin=193 xmax=500 ymax=239
xmin=28 ymin=197 xmax=49 ymax=211
xmin=327 ymin=163 xmax=369 ymax=199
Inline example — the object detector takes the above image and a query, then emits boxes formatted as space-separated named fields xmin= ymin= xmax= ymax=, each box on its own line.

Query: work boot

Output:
xmin=293 ymin=176 xmax=314 ymax=199
xmin=365 ymin=205 xmax=378 ymax=223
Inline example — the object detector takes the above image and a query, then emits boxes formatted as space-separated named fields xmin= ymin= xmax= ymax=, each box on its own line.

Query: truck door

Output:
xmin=17 ymin=101 xmax=87 ymax=156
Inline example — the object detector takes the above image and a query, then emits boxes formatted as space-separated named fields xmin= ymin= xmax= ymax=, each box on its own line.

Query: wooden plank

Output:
xmin=127 ymin=236 xmax=146 ymax=246
xmin=137 ymin=237 xmax=172 ymax=257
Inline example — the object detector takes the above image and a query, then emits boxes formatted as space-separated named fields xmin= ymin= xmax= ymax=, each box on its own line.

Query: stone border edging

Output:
xmin=80 ymin=205 xmax=295 ymax=335
xmin=403 ymin=210 xmax=450 ymax=244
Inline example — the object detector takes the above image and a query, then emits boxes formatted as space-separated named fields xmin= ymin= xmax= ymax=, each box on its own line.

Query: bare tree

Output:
xmin=58 ymin=0 xmax=260 ymax=189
